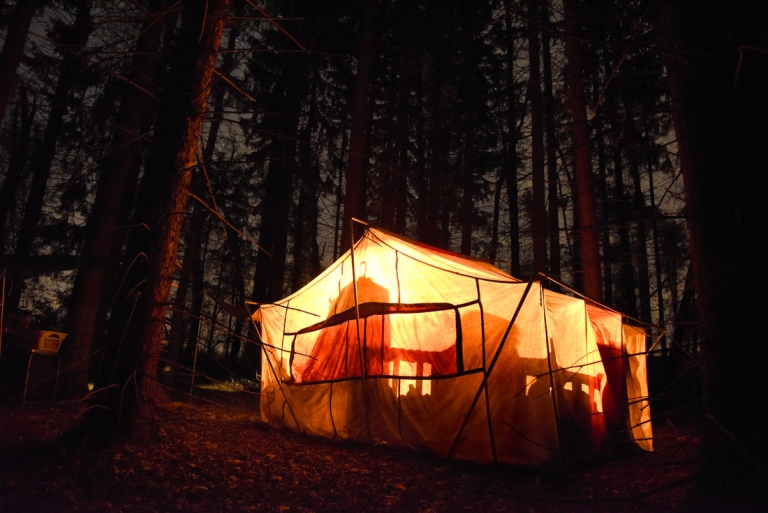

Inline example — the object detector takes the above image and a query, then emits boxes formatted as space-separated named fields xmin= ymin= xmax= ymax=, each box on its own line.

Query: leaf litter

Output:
xmin=0 ymin=402 xmax=697 ymax=512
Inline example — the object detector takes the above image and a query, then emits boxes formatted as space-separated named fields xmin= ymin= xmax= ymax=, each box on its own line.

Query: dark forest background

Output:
xmin=0 ymin=0 xmax=766 ymax=507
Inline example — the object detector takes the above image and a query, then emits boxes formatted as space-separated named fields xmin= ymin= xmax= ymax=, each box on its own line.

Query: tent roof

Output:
xmin=366 ymin=227 xmax=519 ymax=282
xmin=261 ymin=227 xmax=519 ymax=312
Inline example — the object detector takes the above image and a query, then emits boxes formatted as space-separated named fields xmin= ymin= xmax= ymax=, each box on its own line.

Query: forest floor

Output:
xmin=0 ymin=395 xmax=701 ymax=513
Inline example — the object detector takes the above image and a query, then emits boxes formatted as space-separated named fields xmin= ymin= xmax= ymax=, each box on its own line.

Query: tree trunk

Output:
xmin=252 ymin=136 xmax=295 ymax=303
xmin=64 ymin=0 xmax=168 ymax=397
xmin=595 ymin=124 xmax=614 ymax=307
xmin=379 ymin=138 xmax=396 ymax=230
xmin=662 ymin=1 xmax=768 ymax=506
xmin=459 ymin=121 xmax=475 ymax=256
xmin=647 ymin=151 xmax=665 ymax=349
xmin=0 ymin=88 xmax=34 ymax=256
xmin=393 ymin=67 xmax=409 ymax=235
xmin=85 ymin=0 xmax=230 ymax=442
xmin=7 ymin=2 xmax=93 ymax=312
xmin=166 ymin=9 xmax=242 ymax=384
xmin=185 ymin=216 xmax=211 ymax=363
xmin=628 ymin=134 xmax=651 ymax=322
xmin=425 ymin=66 xmax=444 ymax=248
xmin=527 ymin=0 xmax=547 ymax=272
xmin=505 ymin=6 xmax=521 ymax=277
xmin=252 ymin=47 xmax=309 ymax=304
xmin=542 ymin=2 xmax=560 ymax=284
xmin=414 ymin=65 xmax=429 ymax=243
xmin=0 ymin=0 xmax=36 ymax=123
xmin=563 ymin=155 xmax=583 ymax=291
xmin=670 ymin=263 xmax=694 ymax=362
xmin=291 ymin=66 xmax=321 ymax=292
xmin=562 ymin=0 xmax=601 ymax=300
xmin=489 ymin=173 xmax=502 ymax=261
xmin=612 ymin=132 xmax=637 ymax=314
xmin=332 ymin=130 xmax=346 ymax=261
xmin=341 ymin=0 xmax=376 ymax=250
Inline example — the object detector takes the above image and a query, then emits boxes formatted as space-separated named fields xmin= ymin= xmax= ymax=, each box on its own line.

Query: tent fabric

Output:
xmin=624 ymin=324 xmax=653 ymax=451
xmin=254 ymin=227 xmax=653 ymax=465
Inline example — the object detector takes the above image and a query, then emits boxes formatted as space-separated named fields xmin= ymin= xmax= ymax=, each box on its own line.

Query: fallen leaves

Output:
xmin=0 ymin=402 xmax=698 ymax=512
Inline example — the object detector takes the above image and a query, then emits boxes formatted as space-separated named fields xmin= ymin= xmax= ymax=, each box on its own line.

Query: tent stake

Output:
xmin=448 ymin=271 xmax=538 ymax=459
xmin=350 ymin=217 xmax=372 ymax=442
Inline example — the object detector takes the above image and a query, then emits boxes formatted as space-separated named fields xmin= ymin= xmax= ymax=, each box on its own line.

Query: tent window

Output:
xmin=290 ymin=303 xmax=474 ymax=384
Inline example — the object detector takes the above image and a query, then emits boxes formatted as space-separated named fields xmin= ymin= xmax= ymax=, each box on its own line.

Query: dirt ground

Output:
xmin=0 ymin=397 xmax=700 ymax=513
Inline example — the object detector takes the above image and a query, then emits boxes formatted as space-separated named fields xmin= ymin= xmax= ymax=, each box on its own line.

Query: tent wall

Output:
xmin=256 ymin=228 xmax=652 ymax=466
xmin=623 ymin=324 xmax=653 ymax=451
xmin=260 ymin=281 xmax=561 ymax=465
xmin=586 ymin=304 xmax=630 ymax=452
xmin=543 ymin=291 xmax=609 ymax=458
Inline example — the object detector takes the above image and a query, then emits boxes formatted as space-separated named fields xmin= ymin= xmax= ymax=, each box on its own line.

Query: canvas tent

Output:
xmin=252 ymin=227 xmax=653 ymax=465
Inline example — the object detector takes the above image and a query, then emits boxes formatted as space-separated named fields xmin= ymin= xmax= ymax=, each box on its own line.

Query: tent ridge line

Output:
xmin=366 ymin=228 xmax=518 ymax=282
xmin=246 ymin=300 xmax=321 ymax=318
xmin=368 ymin=225 xmax=507 ymax=268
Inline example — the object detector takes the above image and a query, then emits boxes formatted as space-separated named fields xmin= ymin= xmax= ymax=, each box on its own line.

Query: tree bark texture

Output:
xmin=647 ymin=153 xmax=665 ymax=348
xmin=165 ymin=15 xmax=242 ymax=383
xmin=505 ymin=6 xmax=521 ymax=277
xmin=135 ymin=0 xmax=229 ymax=420
xmin=292 ymin=66 xmax=322 ymax=292
xmin=541 ymin=3 xmax=560 ymax=284
xmin=595 ymin=125 xmax=614 ymax=307
xmin=86 ymin=0 xmax=230 ymax=441
xmin=393 ymin=65 xmax=409 ymax=235
xmin=341 ymin=0 xmax=376 ymax=250
xmin=527 ymin=0 xmax=547 ymax=272
xmin=489 ymin=174 xmax=502 ymax=261
xmin=562 ymin=0 xmax=601 ymax=300
xmin=460 ymin=120 xmax=475 ymax=256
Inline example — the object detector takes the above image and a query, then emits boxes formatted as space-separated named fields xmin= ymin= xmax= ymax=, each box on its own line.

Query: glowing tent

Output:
xmin=252 ymin=227 xmax=652 ymax=465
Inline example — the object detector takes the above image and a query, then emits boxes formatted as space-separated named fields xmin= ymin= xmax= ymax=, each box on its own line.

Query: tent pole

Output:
xmin=647 ymin=330 xmax=667 ymax=353
xmin=249 ymin=314 xmax=303 ymax=433
xmin=541 ymin=285 xmax=563 ymax=462
xmin=189 ymin=293 xmax=205 ymax=403
xmin=350 ymin=218 xmax=372 ymax=442
xmin=448 ymin=272 xmax=538 ymax=459
xmin=476 ymin=279 xmax=497 ymax=463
